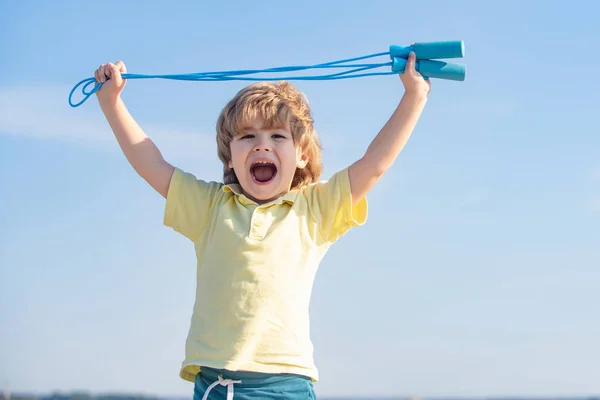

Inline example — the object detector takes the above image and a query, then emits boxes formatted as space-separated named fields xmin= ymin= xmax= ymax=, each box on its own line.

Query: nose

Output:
xmin=253 ymin=136 xmax=272 ymax=152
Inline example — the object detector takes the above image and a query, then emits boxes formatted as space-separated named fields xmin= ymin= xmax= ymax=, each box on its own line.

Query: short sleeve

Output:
xmin=163 ymin=168 xmax=223 ymax=242
xmin=304 ymin=167 xmax=368 ymax=243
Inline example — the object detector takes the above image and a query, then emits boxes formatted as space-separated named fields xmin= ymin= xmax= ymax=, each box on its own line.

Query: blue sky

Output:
xmin=1 ymin=0 xmax=599 ymax=398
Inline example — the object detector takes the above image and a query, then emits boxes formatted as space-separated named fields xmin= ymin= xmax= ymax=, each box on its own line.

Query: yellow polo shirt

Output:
xmin=164 ymin=166 xmax=367 ymax=382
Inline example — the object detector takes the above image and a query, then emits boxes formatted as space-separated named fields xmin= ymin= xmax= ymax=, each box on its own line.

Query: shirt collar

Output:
xmin=222 ymin=184 xmax=299 ymax=206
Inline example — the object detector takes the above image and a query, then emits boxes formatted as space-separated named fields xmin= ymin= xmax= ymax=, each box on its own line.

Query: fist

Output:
xmin=400 ymin=52 xmax=431 ymax=98
xmin=94 ymin=61 xmax=127 ymax=103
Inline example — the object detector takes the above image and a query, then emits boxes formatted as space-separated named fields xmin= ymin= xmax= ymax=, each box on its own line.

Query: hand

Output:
xmin=400 ymin=52 xmax=431 ymax=99
xmin=94 ymin=61 xmax=127 ymax=104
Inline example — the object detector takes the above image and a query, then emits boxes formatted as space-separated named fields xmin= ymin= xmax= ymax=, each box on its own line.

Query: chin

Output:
xmin=242 ymin=177 xmax=288 ymax=203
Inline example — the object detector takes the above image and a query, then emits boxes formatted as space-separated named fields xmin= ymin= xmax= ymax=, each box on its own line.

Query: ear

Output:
xmin=228 ymin=160 xmax=233 ymax=169
xmin=296 ymin=151 xmax=308 ymax=169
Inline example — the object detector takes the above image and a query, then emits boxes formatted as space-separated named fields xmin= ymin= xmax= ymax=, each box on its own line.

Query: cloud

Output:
xmin=0 ymin=83 xmax=215 ymax=162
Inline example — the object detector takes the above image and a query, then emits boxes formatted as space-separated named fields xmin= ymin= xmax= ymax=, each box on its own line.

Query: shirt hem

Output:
xmin=180 ymin=360 xmax=319 ymax=383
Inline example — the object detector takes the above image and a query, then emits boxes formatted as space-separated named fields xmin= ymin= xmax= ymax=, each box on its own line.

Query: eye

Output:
xmin=272 ymin=133 xmax=287 ymax=139
xmin=240 ymin=134 xmax=255 ymax=140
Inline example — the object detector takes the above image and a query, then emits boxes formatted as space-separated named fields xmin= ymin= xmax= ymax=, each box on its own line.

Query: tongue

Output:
xmin=253 ymin=165 xmax=276 ymax=182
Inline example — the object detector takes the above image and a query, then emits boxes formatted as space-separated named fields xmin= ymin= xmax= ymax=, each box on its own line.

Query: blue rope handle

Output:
xmin=68 ymin=51 xmax=395 ymax=107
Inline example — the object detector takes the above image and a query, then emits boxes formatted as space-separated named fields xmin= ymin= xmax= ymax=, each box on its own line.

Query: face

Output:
xmin=228 ymin=117 xmax=307 ymax=204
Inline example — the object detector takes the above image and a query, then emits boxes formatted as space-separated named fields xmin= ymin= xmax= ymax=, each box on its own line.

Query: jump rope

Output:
xmin=68 ymin=40 xmax=466 ymax=108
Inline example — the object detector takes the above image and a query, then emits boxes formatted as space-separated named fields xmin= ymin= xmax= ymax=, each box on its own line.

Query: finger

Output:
xmin=99 ymin=64 xmax=108 ymax=82
xmin=106 ymin=63 xmax=114 ymax=78
xmin=109 ymin=63 xmax=122 ymax=83
xmin=115 ymin=60 xmax=127 ymax=73
xmin=94 ymin=69 xmax=101 ymax=84
xmin=98 ymin=64 xmax=107 ymax=83
xmin=110 ymin=62 xmax=122 ymax=79
xmin=405 ymin=52 xmax=416 ymax=74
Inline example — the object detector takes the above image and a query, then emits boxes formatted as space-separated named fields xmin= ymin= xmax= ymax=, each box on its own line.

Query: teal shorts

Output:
xmin=193 ymin=367 xmax=316 ymax=400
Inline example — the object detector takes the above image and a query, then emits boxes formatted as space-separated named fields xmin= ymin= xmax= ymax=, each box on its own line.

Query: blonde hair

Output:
xmin=216 ymin=81 xmax=323 ymax=189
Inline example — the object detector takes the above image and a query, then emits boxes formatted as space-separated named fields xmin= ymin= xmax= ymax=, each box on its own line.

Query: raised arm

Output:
xmin=348 ymin=52 xmax=431 ymax=204
xmin=95 ymin=61 xmax=175 ymax=198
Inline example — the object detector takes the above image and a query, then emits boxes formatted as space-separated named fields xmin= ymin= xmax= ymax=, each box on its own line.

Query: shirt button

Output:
xmin=256 ymin=208 xmax=264 ymax=214
xmin=254 ymin=219 xmax=263 ymax=227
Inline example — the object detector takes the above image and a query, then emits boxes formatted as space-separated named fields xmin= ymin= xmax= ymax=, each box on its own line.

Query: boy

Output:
xmin=94 ymin=51 xmax=430 ymax=400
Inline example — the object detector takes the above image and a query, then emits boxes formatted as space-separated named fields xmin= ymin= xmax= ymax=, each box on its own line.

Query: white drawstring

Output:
xmin=201 ymin=374 xmax=242 ymax=400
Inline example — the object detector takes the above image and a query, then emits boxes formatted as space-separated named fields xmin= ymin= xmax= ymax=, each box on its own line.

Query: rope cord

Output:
xmin=68 ymin=51 xmax=396 ymax=107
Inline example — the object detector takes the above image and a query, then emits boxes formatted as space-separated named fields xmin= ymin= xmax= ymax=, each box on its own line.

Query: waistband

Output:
xmin=199 ymin=366 xmax=311 ymax=387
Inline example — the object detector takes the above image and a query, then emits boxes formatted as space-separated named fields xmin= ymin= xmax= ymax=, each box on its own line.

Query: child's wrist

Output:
xmin=402 ymin=90 xmax=428 ymax=104
xmin=98 ymin=93 xmax=122 ymax=109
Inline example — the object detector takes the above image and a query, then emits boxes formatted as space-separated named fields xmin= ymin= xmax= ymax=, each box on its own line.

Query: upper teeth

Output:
xmin=254 ymin=161 xmax=273 ymax=165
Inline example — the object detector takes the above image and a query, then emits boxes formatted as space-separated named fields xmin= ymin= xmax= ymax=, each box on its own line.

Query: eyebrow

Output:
xmin=241 ymin=127 xmax=289 ymax=134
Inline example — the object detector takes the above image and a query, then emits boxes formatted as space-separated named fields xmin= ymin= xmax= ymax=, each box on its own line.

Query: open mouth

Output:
xmin=250 ymin=161 xmax=278 ymax=184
